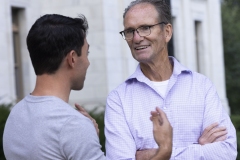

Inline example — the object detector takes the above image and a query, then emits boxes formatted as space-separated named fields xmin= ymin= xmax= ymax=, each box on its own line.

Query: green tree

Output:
xmin=0 ymin=104 xmax=11 ymax=160
xmin=222 ymin=0 xmax=240 ymax=115
xmin=89 ymin=108 xmax=106 ymax=154
xmin=222 ymin=1 xmax=240 ymax=159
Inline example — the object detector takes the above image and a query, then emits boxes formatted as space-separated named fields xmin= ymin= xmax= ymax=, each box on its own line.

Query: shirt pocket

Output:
xmin=173 ymin=105 xmax=204 ymax=147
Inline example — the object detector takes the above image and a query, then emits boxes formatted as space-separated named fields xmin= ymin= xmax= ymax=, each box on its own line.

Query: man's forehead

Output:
xmin=123 ymin=4 xmax=159 ymax=28
xmin=125 ymin=3 xmax=157 ymax=18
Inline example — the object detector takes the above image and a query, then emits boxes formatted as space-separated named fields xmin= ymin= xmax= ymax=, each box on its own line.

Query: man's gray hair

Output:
xmin=123 ymin=0 xmax=171 ymax=24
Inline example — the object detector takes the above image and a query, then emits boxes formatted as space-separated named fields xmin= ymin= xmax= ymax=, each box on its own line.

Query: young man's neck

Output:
xmin=31 ymin=74 xmax=71 ymax=102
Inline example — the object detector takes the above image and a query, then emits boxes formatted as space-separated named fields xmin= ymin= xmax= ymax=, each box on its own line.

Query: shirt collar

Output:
xmin=126 ymin=56 xmax=192 ymax=82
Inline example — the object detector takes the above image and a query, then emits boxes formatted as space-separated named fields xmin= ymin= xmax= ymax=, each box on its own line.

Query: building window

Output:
xmin=168 ymin=17 xmax=176 ymax=58
xmin=168 ymin=33 xmax=174 ymax=57
xmin=12 ymin=7 xmax=24 ymax=101
xmin=167 ymin=0 xmax=174 ymax=57
xmin=194 ymin=20 xmax=203 ymax=73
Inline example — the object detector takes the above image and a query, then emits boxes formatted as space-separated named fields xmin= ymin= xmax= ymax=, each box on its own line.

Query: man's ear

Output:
xmin=165 ymin=23 xmax=173 ymax=43
xmin=66 ymin=50 xmax=77 ymax=68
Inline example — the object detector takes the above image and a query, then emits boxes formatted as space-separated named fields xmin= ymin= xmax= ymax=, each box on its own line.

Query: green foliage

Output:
xmin=231 ymin=115 xmax=240 ymax=159
xmin=222 ymin=1 xmax=240 ymax=156
xmin=222 ymin=0 xmax=240 ymax=114
xmin=0 ymin=104 xmax=11 ymax=160
xmin=89 ymin=108 xmax=106 ymax=154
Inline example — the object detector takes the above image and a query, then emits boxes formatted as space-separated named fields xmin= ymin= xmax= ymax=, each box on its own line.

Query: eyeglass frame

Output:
xmin=119 ymin=22 xmax=167 ymax=41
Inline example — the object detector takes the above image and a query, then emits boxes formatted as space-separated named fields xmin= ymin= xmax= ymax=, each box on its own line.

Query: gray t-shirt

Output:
xmin=3 ymin=95 xmax=105 ymax=160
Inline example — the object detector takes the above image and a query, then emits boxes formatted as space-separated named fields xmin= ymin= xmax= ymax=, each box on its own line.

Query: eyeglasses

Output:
xmin=119 ymin=22 xmax=167 ymax=41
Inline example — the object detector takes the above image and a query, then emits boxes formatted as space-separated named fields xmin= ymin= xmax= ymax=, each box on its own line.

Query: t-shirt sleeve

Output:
xmin=59 ymin=116 xmax=105 ymax=160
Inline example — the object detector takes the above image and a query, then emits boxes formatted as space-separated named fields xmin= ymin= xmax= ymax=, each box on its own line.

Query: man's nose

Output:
xmin=132 ymin=30 xmax=144 ymax=42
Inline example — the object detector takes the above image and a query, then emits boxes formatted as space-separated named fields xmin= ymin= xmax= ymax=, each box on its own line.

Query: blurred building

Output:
xmin=0 ymin=0 xmax=230 ymax=113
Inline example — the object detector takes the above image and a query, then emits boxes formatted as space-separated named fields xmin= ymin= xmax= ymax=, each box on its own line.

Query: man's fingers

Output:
xmin=150 ymin=107 xmax=173 ymax=150
xmin=92 ymin=120 xmax=100 ymax=136
xmin=75 ymin=103 xmax=92 ymax=119
xmin=78 ymin=110 xmax=91 ymax=119
xmin=74 ymin=103 xmax=99 ymax=136
xmin=75 ymin=103 xmax=85 ymax=112
xmin=214 ymin=135 xmax=227 ymax=142
xmin=209 ymin=130 xmax=228 ymax=142
xmin=155 ymin=107 xmax=167 ymax=125
xmin=75 ymin=103 xmax=96 ymax=124
xmin=201 ymin=122 xmax=219 ymax=137
xmin=151 ymin=112 xmax=161 ymax=128
xmin=199 ymin=125 xmax=227 ymax=145
xmin=204 ymin=122 xmax=219 ymax=133
xmin=150 ymin=107 xmax=169 ymax=127
xmin=208 ymin=126 xmax=227 ymax=138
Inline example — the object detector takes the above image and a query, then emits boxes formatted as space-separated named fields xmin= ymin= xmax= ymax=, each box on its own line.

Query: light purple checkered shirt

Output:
xmin=105 ymin=57 xmax=237 ymax=160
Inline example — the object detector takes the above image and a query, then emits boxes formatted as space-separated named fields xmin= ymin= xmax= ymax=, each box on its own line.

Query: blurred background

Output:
xmin=0 ymin=0 xmax=240 ymax=159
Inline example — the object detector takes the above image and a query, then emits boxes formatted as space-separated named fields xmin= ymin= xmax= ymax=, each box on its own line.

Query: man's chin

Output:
xmin=72 ymin=85 xmax=84 ymax=91
xmin=135 ymin=57 xmax=151 ymax=63
xmin=133 ymin=54 xmax=151 ymax=62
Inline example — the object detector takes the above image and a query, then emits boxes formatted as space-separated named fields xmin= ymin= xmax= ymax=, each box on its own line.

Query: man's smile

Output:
xmin=134 ymin=45 xmax=150 ymax=50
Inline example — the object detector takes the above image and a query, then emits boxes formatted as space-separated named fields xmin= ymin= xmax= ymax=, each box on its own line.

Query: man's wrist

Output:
xmin=147 ymin=149 xmax=158 ymax=160
xmin=150 ymin=146 xmax=172 ymax=160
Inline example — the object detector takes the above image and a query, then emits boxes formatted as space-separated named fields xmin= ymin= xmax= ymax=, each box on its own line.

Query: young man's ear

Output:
xmin=165 ymin=23 xmax=173 ymax=43
xmin=66 ymin=50 xmax=77 ymax=68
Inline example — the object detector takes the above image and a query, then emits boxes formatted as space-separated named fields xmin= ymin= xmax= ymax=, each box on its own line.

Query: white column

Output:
xmin=180 ymin=0 xmax=197 ymax=71
xmin=207 ymin=0 xmax=230 ymax=114
xmin=103 ymin=0 xmax=124 ymax=93
xmin=0 ymin=0 xmax=16 ymax=104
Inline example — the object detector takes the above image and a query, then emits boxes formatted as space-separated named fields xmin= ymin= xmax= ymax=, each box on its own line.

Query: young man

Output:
xmin=3 ymin=14 xmax=172 ymax=160
xmin=105 ymin=0 xmax=237 ymax=159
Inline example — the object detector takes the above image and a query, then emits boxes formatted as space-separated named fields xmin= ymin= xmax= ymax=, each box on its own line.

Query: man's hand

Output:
xmin=150 ymin=107 xmax=172 ymax=148
xmin=136 ymin=149 xmax=158 ymax=160
xmin=75 ymin=103 xmax=99 ymax=136
xmin=136 ymin=107 xmax=172 ymax=160
xmin=149 ymin=107 xmax=172 ymax=160
xmin=198 ymin=122 xmax=227 ymax=145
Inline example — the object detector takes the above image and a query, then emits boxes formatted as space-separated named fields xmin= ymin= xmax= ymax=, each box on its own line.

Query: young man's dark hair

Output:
xmin=27 ymin=14 xmax=88 ymax=75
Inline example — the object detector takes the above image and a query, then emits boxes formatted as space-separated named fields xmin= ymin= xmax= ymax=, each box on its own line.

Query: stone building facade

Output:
xmin=0 ymin=0 xmax=230 ymax=113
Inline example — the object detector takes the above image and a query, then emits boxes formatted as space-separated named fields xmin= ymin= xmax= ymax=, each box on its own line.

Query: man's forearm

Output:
xmin=150 ymin=147 xmax=172 ymax=160
xmin=136 ymin=147 xmax=172 ymax=160
xmin=136 ymin=149 xmax=158 ymax=160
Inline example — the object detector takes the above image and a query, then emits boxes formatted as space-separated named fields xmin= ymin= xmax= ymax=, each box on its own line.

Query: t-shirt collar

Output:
xmin=126 ymin=56 xmax=192 ymax=82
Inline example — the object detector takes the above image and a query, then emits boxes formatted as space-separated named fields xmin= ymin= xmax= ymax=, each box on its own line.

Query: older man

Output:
xmin=105 ymin=0 xmax=237 ymax=159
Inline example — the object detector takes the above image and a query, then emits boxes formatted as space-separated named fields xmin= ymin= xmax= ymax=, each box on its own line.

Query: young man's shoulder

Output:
xmin=3 ymin=95 xmax=98 ymax=160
